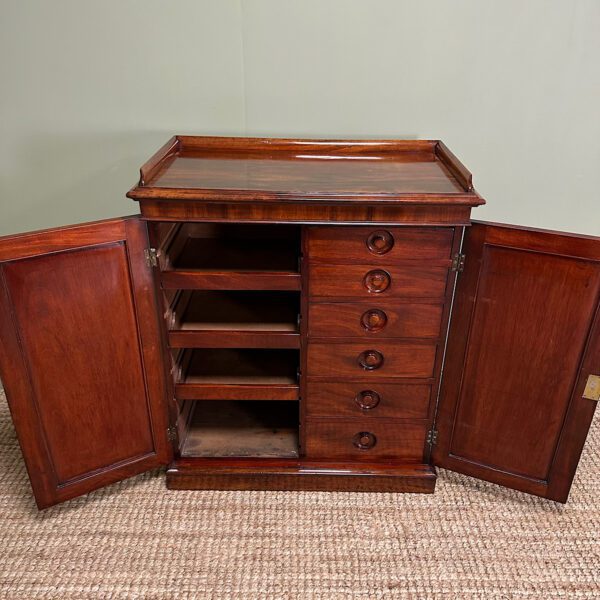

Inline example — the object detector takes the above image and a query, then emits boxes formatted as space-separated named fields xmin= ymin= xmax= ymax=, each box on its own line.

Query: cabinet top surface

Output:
xmin=127 ymin=136 xmax=484 ymax=206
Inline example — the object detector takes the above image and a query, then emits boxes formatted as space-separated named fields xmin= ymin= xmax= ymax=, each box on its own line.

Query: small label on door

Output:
xmin=583 ymin=375 xmax=600 ymax=401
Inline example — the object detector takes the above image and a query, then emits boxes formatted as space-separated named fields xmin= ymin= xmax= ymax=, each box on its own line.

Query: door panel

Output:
xmin=0 ymin=217 xmax=171 ymax=508
xmin=434 ymin=222 xmax=600 ymax=502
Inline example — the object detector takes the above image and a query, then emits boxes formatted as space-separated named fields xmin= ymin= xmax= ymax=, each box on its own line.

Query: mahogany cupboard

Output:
xmin=0 ymin=137 xmax=598 ymax=509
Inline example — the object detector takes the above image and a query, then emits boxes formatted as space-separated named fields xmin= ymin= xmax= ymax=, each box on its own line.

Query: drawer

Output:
xmin=309 ymin=264 xmax=448 ymax=299
xmin=307 ymin=342 xmax=437 ymax=379
xmin=307 ymin=226 xmax=454 ymax=264
xmin=308 ymin=301 xmax=443 ymax=339
xmin=305 ymin=419 xmax=427 ymax=461
xmin=306 ymin=382 xmax=431 ymax=419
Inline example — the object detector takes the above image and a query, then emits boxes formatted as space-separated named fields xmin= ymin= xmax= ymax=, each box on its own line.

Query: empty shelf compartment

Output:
xmin=180 ymin=400 xmax=299 ymax=458
xmin=168 ymin=291 xmax=300 ymax=348
xmin=160 ymin=223 xmax=300 ymax=275
xmin=158 ymin=223 xmax=301 ymax=289
xmin=175 ymin=349 xmax=300 ymax=400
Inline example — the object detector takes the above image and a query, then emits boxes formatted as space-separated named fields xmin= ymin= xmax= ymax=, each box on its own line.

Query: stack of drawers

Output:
xmin=304 ymin=226 xmax=455 ymax=462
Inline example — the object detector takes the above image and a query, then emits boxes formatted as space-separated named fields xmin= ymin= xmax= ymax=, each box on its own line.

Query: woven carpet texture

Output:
xmin=0 ymin=389 xmax=599 ymax=599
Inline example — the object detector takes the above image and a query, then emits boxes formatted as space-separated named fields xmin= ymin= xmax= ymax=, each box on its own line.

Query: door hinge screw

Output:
xmin=145 ymin=248 xmax=158 ymax=268
xmin=167 ymin=426 xmax=177 ymax=442
xmin=427 ymin=429 xmax=438 ymax=446
xmin=451 ymin=253 xmax=466 ymax=272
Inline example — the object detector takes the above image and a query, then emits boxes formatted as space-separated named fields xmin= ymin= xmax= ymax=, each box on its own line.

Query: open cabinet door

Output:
xmin=433 ymin=222 xmax=600 ymax=502
xmin=0 ymin=217 xmax=172 ymax=508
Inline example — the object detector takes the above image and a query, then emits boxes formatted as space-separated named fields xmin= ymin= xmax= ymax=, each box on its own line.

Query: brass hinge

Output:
xmin=427 ymin=429 xmax=438 ymax=446
xmin=451 ymin=253 xmax=466 ymax=273
xmin=144 ymin=247 xmax=158 ymax=268
xmin=167 ymin=425 xmax=177 ymax=442
xmin=583 ymin=374 xmax=600 ymax=401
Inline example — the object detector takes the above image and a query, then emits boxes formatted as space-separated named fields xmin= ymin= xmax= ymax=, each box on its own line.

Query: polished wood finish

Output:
xmin=306 ymin=382 xmax=431 ymax=419
xmin=148 ymin=154 xmax=466 ymax=195
xmin=308 ymin=301 xmax=443 ymax=339
xmin=5 ymin=136 xmax=597 ymax=505
xmin=175 ymin=349 xmax=299 ymax=401
xmin=366 ymin=229 xmax=395 ymax=255
xmin=309 ymin=264 xmax=449 ymax=299
xmin=305 ymin=420 xmax=427 ymax=461
xmin=167 ymin=290 xmax=300 ymax=349
xmin=175 ymin=384 xmax=299 ymax=402
xmin=128 ymin=136 xmax=483 ymax=226
xmin=169 ymin=329 xmax=300 ymax=349
xmin=157 ymin=222 xmax=302 ymax=290
xmin=0 ymin=218 xmax=171 ymax=508
xmin=137 ymin=200 xmax=474 ymax=226
xmin=435 ymin=141 xmax=474 ymax=192
xmin=434 ymin=222 xmax=600 ymax=502
xmin=307 ymin=342 xmax=437 ymax=379
xmin=0 ymin=219 xmax=128 ymax=261
xmin=166 ymin=459 xmax=437 ymax=493
xmin=307 ymin=226 xmax=454 ymax=264
xmin=298 ymin=230 xmax=310 ymax=455
xmin=128 ymin=137 xmax=485 ymax=204
xmin=137 ymin=136 xmax=180 ymax=186
xmin=303 ymin=219 xmax=456 ymax=488
xmin=161 ymin=270 xmax=301 ymax=291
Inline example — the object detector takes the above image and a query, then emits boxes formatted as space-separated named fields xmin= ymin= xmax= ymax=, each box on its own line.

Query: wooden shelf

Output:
xmin=180 ymin=400 xmax=299 ymax=458
xmin=175 ymin=348 xmax=300 ymax=400
xmin=168 ymin=290 xmax=300 ymax=348
xmin=159 ymin=223 xmax=301 ymax=290
xmin=161 ymin=270 xmax=301 ymax=291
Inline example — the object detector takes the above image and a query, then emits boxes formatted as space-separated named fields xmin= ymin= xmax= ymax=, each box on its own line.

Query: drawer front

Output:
xmin=309 ymin=264 xmax=448 ymax=299
xmin=307 ymin=342 xmax=437 ymax=379
xmin=306 ymin=382 xmax=431 ymax=419
xmin=305 ymin=419 xmax=427 ymax=461
xmin=308 ymin=301 xmax=444 ymax=339
xmin=307 ymin=227 xmax=454 ymax=264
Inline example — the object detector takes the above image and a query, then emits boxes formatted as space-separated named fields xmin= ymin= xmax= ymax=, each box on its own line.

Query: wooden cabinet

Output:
xmin=0 ymin=136 xmax=598 ymax=508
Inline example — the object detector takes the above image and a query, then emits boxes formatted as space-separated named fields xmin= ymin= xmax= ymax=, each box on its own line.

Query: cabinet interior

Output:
xmin=152 ymin=221 xmax=302 ymax=460
xmin=177 ymin=348 xmax=299 ymax=386
xmin=157 ymin=222 xmax=301 ymax=273
xmin=168 ymin=290 xmax=300 ymax=332
xmin=178 ymin=400 xmax=299 ymax=458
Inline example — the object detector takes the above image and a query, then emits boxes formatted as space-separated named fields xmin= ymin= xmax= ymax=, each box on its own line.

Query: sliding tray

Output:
xmin=167 ymin=290 xmax=300 ymax=349
xmin=174 ymin=349 xmax=300 ymax=401
xmin=127 ymin=136 xmax=485 ymax=225
xmin=156 ymin=223 xmax=301 ymax=291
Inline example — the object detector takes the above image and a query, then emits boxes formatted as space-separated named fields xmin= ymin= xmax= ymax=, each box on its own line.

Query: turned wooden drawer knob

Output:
xmin=364 ymin=269 xmax=391 ymax=293
xmin=354 ymin=390 xmax=381 ymax=410
xmin=361 ymin=308 xmax=387 ymax=332
xmin=366 ymin=230 xmax=394 ymax=255
xmin=353 ymin=431 xmax=377 ymax=450
xmin=358 ymin=349 xmax=384 ymax=370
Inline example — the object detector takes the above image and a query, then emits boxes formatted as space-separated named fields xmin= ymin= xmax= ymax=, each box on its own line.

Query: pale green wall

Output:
xmin=1 ymin=0 xmax=599 ymax=236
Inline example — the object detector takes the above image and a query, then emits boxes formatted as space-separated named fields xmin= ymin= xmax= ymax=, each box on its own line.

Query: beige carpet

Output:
xmin=0 ymin=389 xmax=598 ymax=599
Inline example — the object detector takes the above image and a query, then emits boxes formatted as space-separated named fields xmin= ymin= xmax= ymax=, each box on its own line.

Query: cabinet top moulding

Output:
xmin=127 ymin=136 xmax=485 ymax=213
